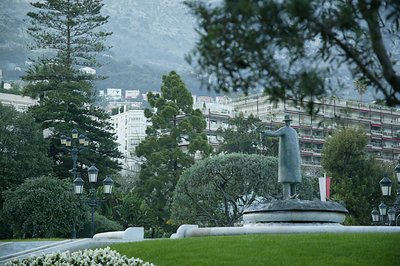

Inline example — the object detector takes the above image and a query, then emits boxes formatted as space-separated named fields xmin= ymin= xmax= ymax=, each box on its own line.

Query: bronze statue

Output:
xmin=264 ymin=115 xmax=301 ymax=199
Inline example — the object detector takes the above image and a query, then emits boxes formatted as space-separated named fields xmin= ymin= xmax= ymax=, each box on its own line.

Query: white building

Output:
xmin=194 ymin=97 xmax=235 ymax=147
xmin=110 ymin=106 xmax=149 ymax=176
xmin=107 ymin=88 xmax=122 ymax=100
xmin=0 ymin=92 xmax=38 ymax=112
xmin=80 ymin=67 xmax=96 ymax=75
xmin=125 ymin=90 xmax=141 ymax=100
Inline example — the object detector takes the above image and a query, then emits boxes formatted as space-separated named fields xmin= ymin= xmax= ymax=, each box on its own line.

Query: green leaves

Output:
xmin=187 ymin=0 xmax=400 ymax=107
xmin=22 ymin=0 xmax=121 ymax=179
xmin=135 ymin=71 xmax=212 ymax=235
xmin=1 ymin=175 xmax=84 ymax=238
xmin=0 ymin=103 xmax=53 ymax=197
xmin=321 ymin=127 xmax=393 ymax=225
xmin=171 ymin=154 xmax=279 ymax=226
xmin=217 ymin=113 xmax=278 ymax=156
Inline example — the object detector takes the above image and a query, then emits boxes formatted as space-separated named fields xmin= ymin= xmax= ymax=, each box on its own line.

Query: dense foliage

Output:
xmin=0 ymin=103 xmax=53 ymax=206
xmin=321 ymin=127 xmax=394 ymax=225
xmin=135 ymin=71 xmax=212 ymax=236
xmin=186 ymin=0 xmax=400 ymax=108
xmin=109 ymin=190 xmax=156 ymax=236
xmin=171 ymin=153 xmax=280 ymax=226
xmin=21 ymin=0 xmax=121 ymax=179
xmin=216 ymin=113 xmax=278 ymax=156
xmin=1 ymin=175 xmax=85 ymax=238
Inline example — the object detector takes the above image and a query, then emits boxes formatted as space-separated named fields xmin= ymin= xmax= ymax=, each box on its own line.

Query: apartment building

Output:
xmin=194 ymin=100 xmax=234 ymax=147
xmin=110 ymin=106 xmax=149 ymax=176
xmin=229 ymin=93 xmax=400 ymax=168
xmin=110 ymin=96 xmax=235 ymax=175
xmin=0 ymin=92 xmax=38 ymax=112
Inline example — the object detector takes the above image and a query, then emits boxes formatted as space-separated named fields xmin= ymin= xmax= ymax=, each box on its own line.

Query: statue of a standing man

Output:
xmin=264 ymin=115 xmax=301 ymax=199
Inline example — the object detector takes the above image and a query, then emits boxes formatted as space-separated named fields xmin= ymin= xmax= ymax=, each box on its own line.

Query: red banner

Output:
xmin=326 ymin=176 xmax=331 ymax=199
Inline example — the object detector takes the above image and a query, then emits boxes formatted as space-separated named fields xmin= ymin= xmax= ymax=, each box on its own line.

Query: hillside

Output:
xmin=0 ymin=0 xmax=210 ymax=95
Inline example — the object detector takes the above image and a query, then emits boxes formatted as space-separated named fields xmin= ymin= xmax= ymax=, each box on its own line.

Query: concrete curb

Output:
xmin=172 ymin=224 xmax=400 ymax=238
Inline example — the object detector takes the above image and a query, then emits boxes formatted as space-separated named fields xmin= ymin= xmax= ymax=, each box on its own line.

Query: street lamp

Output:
xmin=371 ymin=208 xmax=380 ymax=223
xmin=379 ymin=174 xmax=392 ymax=196
xmin=61 ymin=128 xmax=89 ymax=238
xmin=378 ymin=201 xmax=387 ymax=216
xmin=73 ymin=164 xmax=114 ymax=238
xmin=371 ymin=169 xmax=400 ymax=226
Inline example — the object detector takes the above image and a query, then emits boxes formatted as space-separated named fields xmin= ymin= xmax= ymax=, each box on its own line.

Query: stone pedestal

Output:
xmin=243 ymin=199 xmax=348 ymax=225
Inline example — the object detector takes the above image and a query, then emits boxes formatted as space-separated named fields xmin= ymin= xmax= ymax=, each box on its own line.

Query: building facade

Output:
xmin=0 ymin=92 xmax=38 ymax=112
xmin=110 ymin=106 xmax=149 ymax=176
xmin=194 ymin=99 xmax=235 ymax=148
xmin=229 ymin=93 xmax=400 ymax=168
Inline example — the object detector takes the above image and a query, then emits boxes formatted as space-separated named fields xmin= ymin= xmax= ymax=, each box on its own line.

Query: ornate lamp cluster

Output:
xmin=73 ymin=163 xmax=114 ymax=238
xmin=61 ymin=129 xmax=113 ymax=238
xmin=371 ymin=164 xmax=400 ymax=226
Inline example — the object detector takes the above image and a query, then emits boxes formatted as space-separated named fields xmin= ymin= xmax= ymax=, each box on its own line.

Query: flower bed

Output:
xmin=6 ymin=246 xmax=155 ymax=266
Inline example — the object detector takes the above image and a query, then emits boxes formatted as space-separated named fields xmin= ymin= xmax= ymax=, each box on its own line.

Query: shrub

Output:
xmin=171 ymin=153 xmax=280 ymax=226
xmin=1 ymin=175 xmax=84 ymax=238
xmin=6 ymin=247 xmax=155 ymax=266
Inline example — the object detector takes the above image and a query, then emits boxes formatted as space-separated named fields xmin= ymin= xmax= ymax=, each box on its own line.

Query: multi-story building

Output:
xmin=0 ymin=92 xmax=38 ymax=112
xmin=110 ymin=106 xmax=149 ymax=176
xmin=194 ymin=99 xmax=235 ymax=148
xmin=110 ymin=96 xmax=235 ymax=175
xmin=229 ymin=93 xmax=400 ymax=168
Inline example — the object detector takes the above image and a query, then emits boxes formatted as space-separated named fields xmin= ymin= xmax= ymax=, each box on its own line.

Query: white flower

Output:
xmin=5 ymin=247 xmax=155 ymax=266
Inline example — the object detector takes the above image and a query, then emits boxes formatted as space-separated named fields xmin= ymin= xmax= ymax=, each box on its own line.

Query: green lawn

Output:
xmin=111 ymin=233 xmax=400 ymax=266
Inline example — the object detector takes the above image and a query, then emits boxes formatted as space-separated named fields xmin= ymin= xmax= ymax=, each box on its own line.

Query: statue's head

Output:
xmin=283 ymin=115 xmax=292 ymax=125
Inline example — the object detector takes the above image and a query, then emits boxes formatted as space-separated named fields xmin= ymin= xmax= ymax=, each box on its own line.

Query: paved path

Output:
xmin=0 ymin=241 xmax=59 ymax=258
xmin=0 ymin=238 xmax=134 ymax=265
xmin=0 ymin=239 xmax=108 ymax=265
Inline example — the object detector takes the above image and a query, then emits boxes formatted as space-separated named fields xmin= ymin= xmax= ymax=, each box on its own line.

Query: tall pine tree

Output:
xmin=135 ymin=71 xmax=212 ymax=236
xmin=22 ymin=0 xmax=121 ymax=179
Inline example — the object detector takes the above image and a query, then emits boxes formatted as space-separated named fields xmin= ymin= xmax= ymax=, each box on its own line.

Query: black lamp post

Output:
xmin=73 ymin=164 xmax=113 ymax=238
xmin=61 ymin=129 xmax=89 ymax=238
xmin=371 ymin=167 xmax=400 ymax=226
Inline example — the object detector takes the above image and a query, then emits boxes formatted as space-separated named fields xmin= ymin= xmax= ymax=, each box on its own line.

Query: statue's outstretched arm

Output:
xmin=264 ymin=129 xmax=282 ymax=137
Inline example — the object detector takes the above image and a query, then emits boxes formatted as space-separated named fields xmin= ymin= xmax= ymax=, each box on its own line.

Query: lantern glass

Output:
xmin=71 ymin=129 xmax=79 ymax=139
xmin=378 ymin=201 xmax=387 ymax=216
xmin=66 ymin=137 xmax=72 ymax=147
xmin=387 ymin=208 xmax=396 ymax=222
xmin=397 ymin=172 xmax=400 ymax=183
xmin=379 ymin=174 xmax=392 ymax=196
xmin=79 ymin=134 xmax=86 ymax=145
xmin=84 ymin=137 xmax=89 ymax=146
xmin=371 ymin=208 xmax=380 ymax=222
xmin=73 ymin=175 xmax=84 ymax=194
xmin=61 ymin=135 xmax=67 ymax=145
xmin=103 ymin=175 xmax=113 ymax=194
xmin=87 ymin=164 xmax=99 ymax=183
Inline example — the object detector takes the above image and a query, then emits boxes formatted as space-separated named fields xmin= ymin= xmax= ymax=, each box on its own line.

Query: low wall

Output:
xmin=171 ymin=224 xmax=400 ymax=239
xmin=93 ymin=227 xmax=144 ymax=241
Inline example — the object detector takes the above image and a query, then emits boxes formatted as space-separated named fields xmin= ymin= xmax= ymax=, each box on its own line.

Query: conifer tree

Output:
xmin=22 ymin=0 xmax=121 ymax=179
xmin=135 ymin=71 xmax=212 ymax=236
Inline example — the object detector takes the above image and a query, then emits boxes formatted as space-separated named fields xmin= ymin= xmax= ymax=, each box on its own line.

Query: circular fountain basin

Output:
xmin=243 ymin=200 xmax=348 ymax=225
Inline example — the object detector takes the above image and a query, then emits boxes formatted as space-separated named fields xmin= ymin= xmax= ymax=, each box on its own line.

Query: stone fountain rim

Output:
xmin=243 ymin=199 xmax=349 ymax=214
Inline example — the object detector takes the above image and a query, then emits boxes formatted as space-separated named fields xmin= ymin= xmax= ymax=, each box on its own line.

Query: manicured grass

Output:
xmin=111 ymin=233 xmax=400 ymax=266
